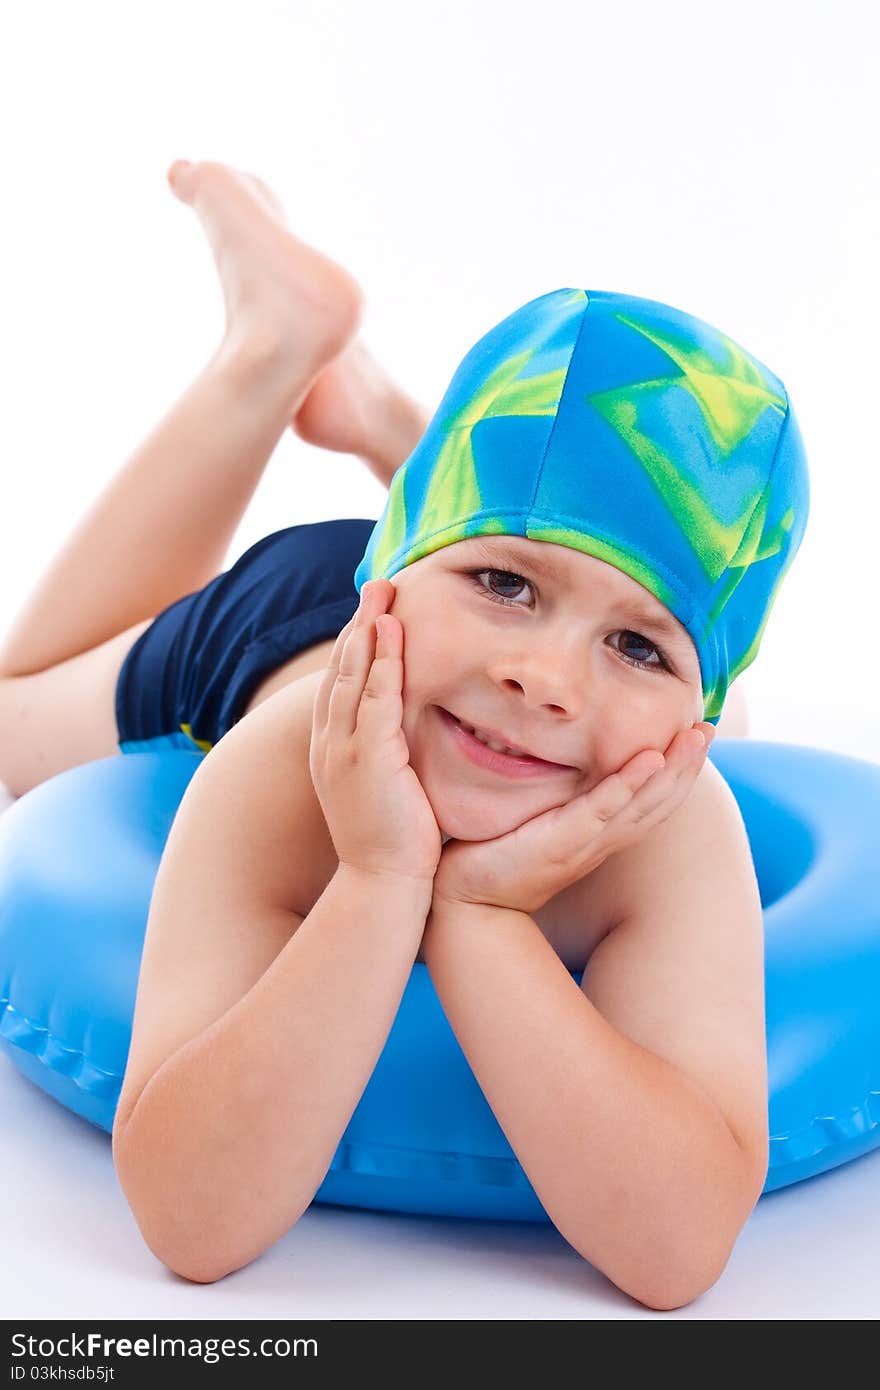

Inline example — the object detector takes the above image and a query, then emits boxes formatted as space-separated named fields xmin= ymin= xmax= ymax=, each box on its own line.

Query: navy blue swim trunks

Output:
xmin=115 ymin=517 xmax=378 ymax=757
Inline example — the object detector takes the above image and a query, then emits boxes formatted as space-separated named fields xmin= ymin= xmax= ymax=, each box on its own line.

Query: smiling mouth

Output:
xmin=436 ymin=707 xmax=575 ymax=777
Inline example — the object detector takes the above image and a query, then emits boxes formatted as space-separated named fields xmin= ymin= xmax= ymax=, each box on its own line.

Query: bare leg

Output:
xmin=0 ymin=344 xmax=337 ymax=678
xmin=292 ymin=336 xmax=431 ymax=489
xmin=0 ymin=159 xmax=367 ymax=679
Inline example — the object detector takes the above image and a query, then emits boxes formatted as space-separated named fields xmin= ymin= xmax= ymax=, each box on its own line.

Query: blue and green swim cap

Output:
xmin=353 ymin=288 xmax=811 ymax=724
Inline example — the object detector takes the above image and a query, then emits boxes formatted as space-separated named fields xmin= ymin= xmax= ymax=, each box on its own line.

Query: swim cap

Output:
xmin=353 ymin=288 xmax=810 ymax=724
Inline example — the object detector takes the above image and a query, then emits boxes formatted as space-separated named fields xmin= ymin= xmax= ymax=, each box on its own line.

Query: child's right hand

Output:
xmin=309 ymin=579 xmax=443 ymax=886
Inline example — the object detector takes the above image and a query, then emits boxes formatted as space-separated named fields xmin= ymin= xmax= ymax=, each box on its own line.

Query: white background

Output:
xmin=1 ymin=0 xmax=878 ymax=1323
xmin=1 ymin=0 xmax=878 ymax=756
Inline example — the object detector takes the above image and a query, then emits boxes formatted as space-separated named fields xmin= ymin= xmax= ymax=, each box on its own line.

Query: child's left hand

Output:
xmin=431 ymin=722 xmax=717 ymax=916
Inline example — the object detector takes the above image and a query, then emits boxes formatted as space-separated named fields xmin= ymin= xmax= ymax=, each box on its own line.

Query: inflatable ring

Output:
xmin=1 ymin=740 xmax=879 ymax=1222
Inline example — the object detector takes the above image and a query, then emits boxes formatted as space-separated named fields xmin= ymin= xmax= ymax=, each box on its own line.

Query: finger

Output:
xmin=622 ymin=727 xmax=710 ymax=824
xmin=326 ymin=585 xmax=391 ymax=740
xmin=311 ymin=611 xmax=360 ymax=735
xmin=355 ymin=613 xmax=405 ymax=742
xmin=522 ymin=728 xmax=706 ymax=871
xmin=556 ymin=730 xmax=700 ymax=837
xmin=526 ymin=754 xmax=662 ymax=867
xmin=645 ymin=725 xmax=709 ymax=789
xmin=588 ymin=753 xmax=665 ymax=828
xmin=314 ymin=579 xmax=398 ymax=739
xmin=311 ymin=595 xmax=367 ymax=737
xmin=312 ymin=586 xmax=384 ymax=721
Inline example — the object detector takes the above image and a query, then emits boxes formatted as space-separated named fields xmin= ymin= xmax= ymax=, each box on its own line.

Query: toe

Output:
xmin=167 ymin=159 xmax=194 ymax=201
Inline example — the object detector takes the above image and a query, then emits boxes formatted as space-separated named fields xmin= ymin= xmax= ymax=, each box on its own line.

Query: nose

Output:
xmin=494 ymin=631 xmax=589 ymax=719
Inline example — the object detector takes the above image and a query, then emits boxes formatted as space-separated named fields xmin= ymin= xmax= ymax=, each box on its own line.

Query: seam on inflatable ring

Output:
xmin=0 ymin=998 xmax=123 ymax=1090
xmin=2 ymin=995 xmax=879 ymax=1173
xmin=329 ymin=1137 xmax=531 ymax=1189
xmin=768 ymin=1089 xmax=880 ymax=1166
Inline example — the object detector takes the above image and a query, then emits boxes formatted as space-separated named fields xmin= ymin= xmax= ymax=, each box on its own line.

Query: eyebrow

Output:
xmin=462 ymin=538 xmax=690 ymax=645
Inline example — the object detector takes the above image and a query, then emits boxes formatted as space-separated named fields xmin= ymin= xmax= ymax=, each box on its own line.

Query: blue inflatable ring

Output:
xmin=1 ymin=740 xmax=879 ymax=1223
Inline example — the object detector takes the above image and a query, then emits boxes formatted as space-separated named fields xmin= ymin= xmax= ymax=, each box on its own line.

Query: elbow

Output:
xmin=113 ymin=1122 xmax=311 ymax=1286
xmin=124 ymin=1204 xmax=261 ymax=1287
xmin=112 ymin=1122 xmax=248 ymax=1287
xmin=563 ymin=1213 xmax=735 ymax=1311
xmin=598 ymin=1241 xmax=734 ymax=1313
xmin=591 ymin=1149 xmax=765 ymax=1312
xmin=629 ymin=1254 xmax=730 ymax=1312
xmin=633 ymin=1145 xmax=768 ymax=1310
xmin=120 ymin=1189 xmax=264 ymax=1287
xmin=631 ymin=1201 xmax=754 ymax=1310
xmin=567 ymin=1201 xmax=753 ymax=1313
xmin=164 ymin=1252 xmax=243 ymax=1286
xmin=158 ymin=1222 xmax=307 ymax=1286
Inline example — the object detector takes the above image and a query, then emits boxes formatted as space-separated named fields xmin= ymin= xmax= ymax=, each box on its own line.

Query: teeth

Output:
xmin=459 ymin=720 xmax=530 ymax=759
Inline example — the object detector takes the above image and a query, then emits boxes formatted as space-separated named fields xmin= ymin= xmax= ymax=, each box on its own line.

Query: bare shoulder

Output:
xmin=580 ymin=757 xmax=769 ymax=1178
xmin=544 ymin=764 xmax=741 ymax=960
xmin=597 ymin=757 xmax=756 ymax=933
xmin=113 ymin=667 xmax=336 ymax=1137
xmin=214 ymin=666 xmax=338 ymax=915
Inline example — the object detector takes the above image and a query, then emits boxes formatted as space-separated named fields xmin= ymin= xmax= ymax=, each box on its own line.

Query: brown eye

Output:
xmin=612 ymin=630 xmax=669 ymax=673
xmin=468 ymin=571 xmax=672 ymax=675
xmin=469 ymin=569 xmax=534 ymax=605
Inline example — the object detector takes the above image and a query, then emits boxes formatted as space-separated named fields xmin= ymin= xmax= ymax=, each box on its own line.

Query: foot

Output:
xmin=167 ymin=158 xmax=364 ymax=373
xmin=291 ymin=338 xmax=430 ymax=487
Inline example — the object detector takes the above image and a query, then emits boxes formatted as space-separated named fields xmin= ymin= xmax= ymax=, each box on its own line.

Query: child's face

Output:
xmin=385 ymin=534 xmax=705 ymax=842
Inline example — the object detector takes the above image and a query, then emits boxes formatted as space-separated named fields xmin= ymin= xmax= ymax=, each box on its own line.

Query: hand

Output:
xmin=310 ymin=578 xmax=443 ymax=885
xmin=431 ymin=723 xmax=717 ymax=916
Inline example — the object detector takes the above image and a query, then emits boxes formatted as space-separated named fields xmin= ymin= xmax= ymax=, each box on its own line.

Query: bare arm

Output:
xmin=421 ymin=763 xmax=767 ymax=1311
xmin=113 ymin=580 xmax=441 ymax=1285
xmin=113 ymin=862 xmax=431 ymax=1285
xmin=421 ymin=900 xmax=752 ymax=1311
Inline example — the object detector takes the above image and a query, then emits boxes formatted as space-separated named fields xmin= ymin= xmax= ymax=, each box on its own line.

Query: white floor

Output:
xmin=2 ymin=740 xmax=879 ymax=1322
xmin=2 ymin=1051 xmax=879 ymax=1320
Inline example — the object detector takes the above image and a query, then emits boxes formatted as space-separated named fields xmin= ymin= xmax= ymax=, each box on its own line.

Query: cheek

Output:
xmin=397 ymin=608 xmax=465 ymax=678
xmin=592 ymin=683 xmax=686 ymax=765
xmin=396 ymin=630 xmax=449 ymax=711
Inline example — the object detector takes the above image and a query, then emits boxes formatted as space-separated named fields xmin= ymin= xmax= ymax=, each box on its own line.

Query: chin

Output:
xmin=410 ymin=705 xmax=575 ymax=841
xmin=433 ymin=802 xmax=512 ymax=843
xmin=418 ymin=768 xmax=549 ymax=843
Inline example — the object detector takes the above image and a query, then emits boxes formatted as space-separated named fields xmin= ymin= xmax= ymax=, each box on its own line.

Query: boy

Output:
xmin=0 ymin=160 xmax=807 ymax=1307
